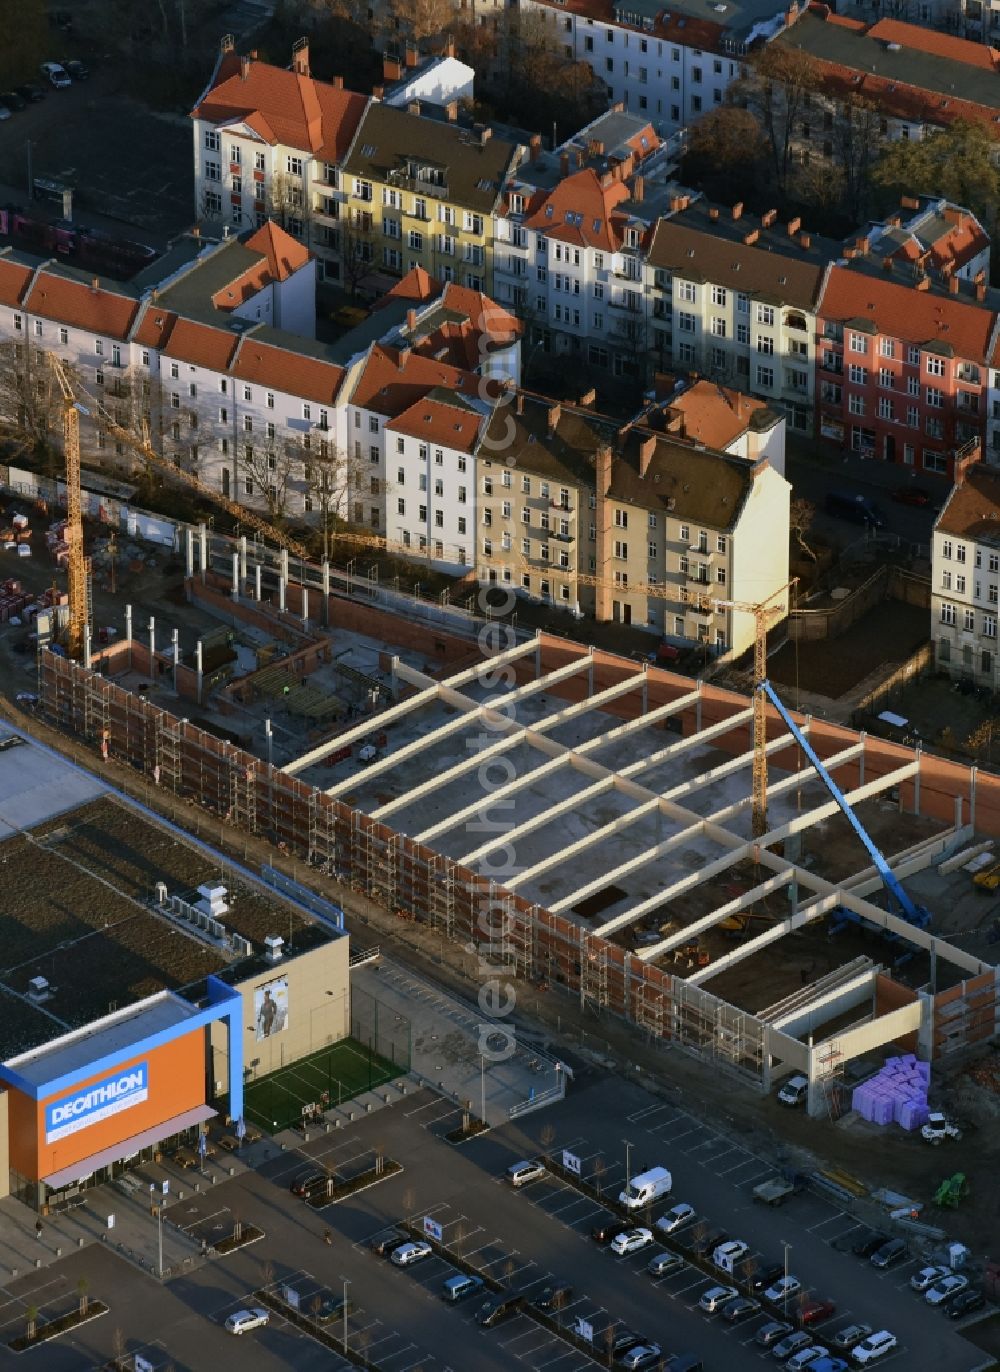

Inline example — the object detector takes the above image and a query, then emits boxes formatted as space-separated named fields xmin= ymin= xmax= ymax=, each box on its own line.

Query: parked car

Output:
xmin=851 ymin=1331 xmax=897 ymax=1364
xmin=891 ymin=484 xmax=935 ymax=507
xmin=750 ymin=1263 xmax=787 ymax=1294
xmin=476 ymin=1293 xmax=523 ymax=1327
xmin=851 ymin=1231 xmax=888 ymax=1258
xmin=15 ymin=84 xmax=45 ymax=102
xmin=722 ymin=1296 xmax=760 ymax=1322
xmin=698 ymin=1284 xmax=738 ymax=1313
xmin=611 ymin=1227 xmax=655 ymax=1256
xmin=61 ymin=59 xmax=89 ymax=79
xmin=773 ymin=1330 xmax=814 ymax=1360
xmin=756 ymin=1321 xmax=793 ymax=1348
xmin=777 ymin=1074 xmax=809 ymax=1106
xmin=799 ymin=1299 xmax=836 ymax=1327
xmin=591 ymin=1215 xmax=619 ymax=1244
xmin=532 ymin=1281 xmax=573 ymax=1312
xmin=390 ymin=1240 xmax=432 ymax=1267
xmin=809 ymin=1360 xmax=849 ymax=1372
xmin=0 ymin=106 xmax=10 ymax=121
xmin=764 ymin=1275 xmax=803 ymax=1304
xmin=369 ymin=1226 xmax=406 ymax=1255
xmin=656 ymin=1202 xmax=696 ymax=1234
xmin=946 ymin=1289 xmax=986 ymax=1319
xmin=313 ymin=1294 xmax=353 ymax=1323
xmin=831 ymin=1323 xmax=872 ymax=1349
xmin=1 ymin=90 xmax=26 ymax=110
xmin=225 ymin=1308 xmax=270 ymax=1335
xmin=870 ymin=1239 xmax=907 ymax=1270
xmin=925 ymin=1274 xmax=970 ymax=1306
xmin=606 ymin=1328 xmax=643 ymax=1356
xmin=39 ymin=62 xmax=71 ymax=88
xmin=911 ymin=1265 xmax=950 ymax=1293
xmin=442 ymin=1274 xmax=484 ymax=1303
xmin=507 ymin=1159 xmax=546 ymax=1187
xmin=289 ymin=1170 xmax=325 ymax=1198
xmin=621 ymin=1345 xmax=662 ymax=1370
xmin=648 ymin=1250 xmax=685 ymax=1278
xmin=787 ymin=1349 xmax=829 ymax=1372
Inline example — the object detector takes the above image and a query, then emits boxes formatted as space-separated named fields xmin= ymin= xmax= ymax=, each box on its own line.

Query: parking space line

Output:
xmin=807 ymin=1214 xmax=847 ymax=1234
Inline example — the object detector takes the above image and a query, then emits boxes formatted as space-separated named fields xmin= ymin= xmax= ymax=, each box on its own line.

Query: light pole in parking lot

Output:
xmin=780 ymin=1240 xmax=792 ymax=1317
xmin=623 ymin=1139 xmax=633 ymax=1197
xmin=342 ymin=1276 xmax=351 ymax=1354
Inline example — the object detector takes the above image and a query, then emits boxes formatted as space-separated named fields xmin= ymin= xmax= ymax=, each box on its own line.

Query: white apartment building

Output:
xmin=520 ymin=0 xmax=791 ymax=137
xmin=190 ymin=39 xmax=369 ymax=283
xmin=932 ymin=456 xmax=1000 ymax=683
xmin=644 ymin=201 xmax=832 ymax=432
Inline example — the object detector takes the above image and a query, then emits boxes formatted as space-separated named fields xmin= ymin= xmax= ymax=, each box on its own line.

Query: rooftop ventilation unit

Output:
xmin=28 ymin=976 xmax=50 ymax=1002
xmin=264 ymin=934 xmax=285 ymax=962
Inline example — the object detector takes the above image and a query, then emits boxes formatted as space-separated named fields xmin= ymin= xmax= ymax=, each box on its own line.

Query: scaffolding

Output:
xmin=307 ymin=790 xmax=339 ymax=876
xmin=633 ymin=965 xmax=672 ymax=1042
xmin=428 ymin=854 xmax=456 ymax=939
xmin=580 ymin=931 xmax=610 ymax=1014
xmin=817 ymin=1041 xmax=846 ymax=1120
xmin=156 ymin=714 xmax=182 ymax=794
xmin=228 ymin=755 xmax=258 ymax=835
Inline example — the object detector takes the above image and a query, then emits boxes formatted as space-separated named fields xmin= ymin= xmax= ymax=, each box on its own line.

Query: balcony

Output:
xmin=388 ymin=171 xmax=450 ymax=201
xmin=312 ymin=196 xmax=340 ymax=221
xmin=610 ymin=295 xmax=643 ymax=314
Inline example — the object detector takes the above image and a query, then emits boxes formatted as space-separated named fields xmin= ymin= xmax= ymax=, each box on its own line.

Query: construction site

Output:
xmin=32 ymin=550 xmax=999 ymax=1121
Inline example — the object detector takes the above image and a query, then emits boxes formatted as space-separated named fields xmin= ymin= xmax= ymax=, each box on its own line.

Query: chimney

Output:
xmin=529 ymin=133 xmax=542 ymax=162
xmin=292 ymin=38 xmax=310 ymax=76
xmin=249 ymin=48 xmax=258 ymax=59
xmin=91 ymin=276 xmax=100 ymax=292
xmin=709 ymin=206 xmax=719 ymax=221
xmin=977 ymin=279 xmax=987 ymax=302
xmin=762 ymin=208 xmax=777 ymax=228
xmin=735 ymin=391 xmax=743 ymax=419
xmin=560 ymin=152 xmax=570 ymax=178
xmin=406 ymin=308 xmax=417 ymax=331
xmin=856 ymin=235 xmax=870 ymax=256
xmin=445 ymin=33 xmax=455 ymax=58
xmin=372 ymin=85 xmax=384 ymax=100
xmin=639 ymin=433 xmax=656 ymax=477
xmin=439 ymin=99 xmax=455 ymax=122
xmin=882 ymin=256 xmax=894 ymax=272
xmin=407 ymin=100 xmax=421 ymax=115
xmin=579 ymin=387 xmax=596 ymax=407
xmin=480 ymin=126 xmax=492 ymax=145
xmin=547 ymin=401 xmax=561 ymax=434
xmin=943 ymin=205 xmax=964 ymax=226
xmin=799 ymin=232 xmax=811 ymax=249
xmin=900 ymin=194 xmax=920 ymax=210
xmin=516 ymin=392 xmax=524 ymax=415
xmin=955 ymin=441 xmax=982 ymax=487
xmin=669 ymin=194 xmax=684 ymax=213
xmin=732 ymin=201 xmax=744 ymax=221
xmin=405 ymin=42 xmax=419 ymax=67
xmin=240 ymin=54 xmax=251 ymax=80
xmin=743 ymin=229 xmax=759 ymax=246
xmin=383 ymin=56 xmax=403 ymax=81
xmin=632 ymin=175 xmax=644 ymax=203
xmin=787 ymin=216 xmax=801 ymax=236
xmin=399 ymin=346 xmax=411 ymax=367
xmin=332 ymin=74 xmax=344 ymax=89
xmin=949 ymin=274 xmax=960 ymax=295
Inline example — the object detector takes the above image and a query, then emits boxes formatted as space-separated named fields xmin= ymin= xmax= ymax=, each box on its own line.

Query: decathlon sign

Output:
xmin=45 ymin=1063 xmax=149 ymax=1143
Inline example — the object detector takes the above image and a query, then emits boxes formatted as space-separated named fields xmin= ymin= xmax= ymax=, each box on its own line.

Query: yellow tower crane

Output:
xmin=713 ymin=579 xmax=797 ymax=839
xmin=48 ymin=356 xmax=89 ymax=660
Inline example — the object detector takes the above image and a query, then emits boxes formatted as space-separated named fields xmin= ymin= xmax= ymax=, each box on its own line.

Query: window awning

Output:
xmin=42 ymin=1104 xmax=216 ymax=1191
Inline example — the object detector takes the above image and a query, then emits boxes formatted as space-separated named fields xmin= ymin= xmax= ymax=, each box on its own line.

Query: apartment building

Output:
xmin=338 ymin=101 xmax=522 ymax=298
xmin=476 ymin=388 xmax=790 ymax=653
xmin=776 ymin=10 xmax=1000 ymax=149
xmin=815 ymin=257 xmax=998 ymax=477
xmin=932 ymin=454 xmax=1000 ymax=684
xmin=190 ymin=39 xmax=368 ymax=283
xmin=644 ymin=199 xmax=832 ymax=432
xmin=520 ymin=0 xmax=793 ymax=137
xmin=654 ymin=377 xmax=786 ymax=475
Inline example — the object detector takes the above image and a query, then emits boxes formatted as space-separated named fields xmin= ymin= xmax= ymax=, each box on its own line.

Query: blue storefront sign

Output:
xmin=45 ymin=1062 xmax=149 ymax=1144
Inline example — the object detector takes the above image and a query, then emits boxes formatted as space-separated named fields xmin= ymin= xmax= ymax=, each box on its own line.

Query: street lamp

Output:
xmin=480 ymin=1055 xmax=486 ymax=1124
xmin=623 ymin=1139 xmax=634 ymax=1199
xmin=781 ymin=1240 xmax=792 ymax=1317
xmin=342 ymin=1276 xmax=351 ymax=1354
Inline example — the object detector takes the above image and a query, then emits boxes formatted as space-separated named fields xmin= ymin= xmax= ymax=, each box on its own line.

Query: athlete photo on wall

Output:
xmin=254 ymin=977 xmax=289 ymax=1040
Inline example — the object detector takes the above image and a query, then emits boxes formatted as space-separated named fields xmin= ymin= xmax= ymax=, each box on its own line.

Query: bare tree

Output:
xmin=592 ymin=1155 xmax=606 ymax=1195
xmin=111 ymin=1327 xmax=128 ymax=1371
xmin=789 ymin=497 xmax=818 ymax=563
xmin=302 ymin=439 xmax=369 ymax=558
xmin=25 ymin=1306 xmax=38 ymax=1343
xmin=540 ymin=1123 xmax=556 ymax=1153
xmin=77 ymin=1277 xmax=89 ymax=1317
xmin=341 ymin=208 xmax=377 ymax=302
xmin=386 ymin=0 xmax=454 ymax=42
xmin=241 ymin=433 xmax=299 ymax=523
xmin=0 ymin=339 xmax=63 ymax=467
xmin=734 ymin=46 xmax=819 ymax=197
xmin=260 ymin=1257 xmax=276 ymax=1291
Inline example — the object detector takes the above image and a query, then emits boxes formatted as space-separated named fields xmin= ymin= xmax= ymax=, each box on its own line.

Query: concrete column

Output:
xmin=83 ymin=626 xmax=92 ymax=671
xmin=642 ymin=663 xmax=648 ymax=714
xmin=172 ymin=629 xmax=180 ymax=693
xmin=858 ymin=730 xmax=866 ymax=787
xmin=955 ymin=794 xmax=964 ymax=831
xmin=279 ymin=548 xmax=289 ymax=585
xmin=535 ymin=632 xmax=542 ymax=680
xmin=969 ymin=765 xmax=977 ymax=831
xmin=231 ymin=553 xmax=239 ymax=601
xmin=255 ymin=563 xmax=262 ymax=602
xmin=149 ymin=616 xmax=155 ymax=665
xmin=913 ymin=746 xmax=921 ymax=816
xmin=278 ymin=575 xmax=286 ymax=613
xmin=185 ymin=527 xmax=194 ymax=579
xmin=588 ymin=655 xmax=594 ymax=697
xmin=265 ymin=718 xmax=273 ymax=769
xmin=929 ymin=937 xmax=938 ymax=993
xmin=198 ymin=523 xmax=208 ymax=583
xmin=301 ymin=586 xmax=309 ymax=628
xmin=195 ymin=639 xmax=203 ymax=706
xmin=695 ymin=678 xmax=703 ymax=732
xmin=322 ymin=559 xmax=331 ymax=627
xmin=239 ymin=535 xmax=247 ymax=582
xmin=125 ymin=604 xmax=133 ymax=667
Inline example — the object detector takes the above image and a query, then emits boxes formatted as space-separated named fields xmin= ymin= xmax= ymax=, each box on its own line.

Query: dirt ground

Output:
xmin=768 ymin=599 xmax=929 ymax=699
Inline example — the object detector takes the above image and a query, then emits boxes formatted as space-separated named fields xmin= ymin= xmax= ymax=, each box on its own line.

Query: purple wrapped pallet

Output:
xmin=874 ymin=1096 xmax=895 ymax=1126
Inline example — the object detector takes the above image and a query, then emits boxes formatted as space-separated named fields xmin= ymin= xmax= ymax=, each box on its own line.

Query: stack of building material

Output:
xmin=46 ymin=520 xmax=70 ymax=566
xmin=851 ymin=1055 xmax=931 ymax=1130
xmin=0 ymin=580 xmax=32 ymax=623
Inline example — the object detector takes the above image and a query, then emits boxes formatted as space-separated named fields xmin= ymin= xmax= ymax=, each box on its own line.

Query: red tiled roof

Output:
xmin=666 ymin=380 xmax=769 ymax=451
xmin=232 ymin=339 xmax=344 ymax=405
xmin=350 ymin=343 xmax=480 ymax=418
xmin=212 ymin=221 xmax=311 ymax=311
xmin=523 ymin=168 xmax=631 ymax=252
xmin=867 ymin=17 xmax=1000 ymax=71
xmin=936 ymin=463 xmax=1000 ymax=537
xmin=372 ymin=265 xmax=440 ymax=311
xmin=132 ymin=303 xmax=178 ymax=350
xmin=440 ymin=283 xmax=521 ymax=341
xmin=386 ymin=396 xmax=483 ymax=453
xmin=526 ymin=0 xmax=726 ymax=51
xmin=0 ymin=257 xmax=34 ymax=309
xmin=820 ymin=265 xmax=995 ymax=361
xmin=810 ymin=59 xmax=1000 ymax=134
xmin=192 ymin=54 xmax=367 ymax=160
xmin=24 ymin=272 xmax=139 ymax=339
xmin=162 ymin=318 xmax=238 ymax=371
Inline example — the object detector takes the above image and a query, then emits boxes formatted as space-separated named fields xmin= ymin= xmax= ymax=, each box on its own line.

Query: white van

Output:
xmin=619 ymin=1166 xmax=672 ymax=1210
xmin=712 ymin=1239 xmax=750 ymax=1274
xmin=777 ymin=1075 xmax=809 ymax=1107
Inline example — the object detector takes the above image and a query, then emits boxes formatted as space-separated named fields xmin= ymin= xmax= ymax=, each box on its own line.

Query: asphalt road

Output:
xmin=9 ymin=1078 xmax=988 ymax=1372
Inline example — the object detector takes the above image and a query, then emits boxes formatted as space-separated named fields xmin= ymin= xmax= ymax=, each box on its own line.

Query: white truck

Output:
xmin=619 ymin=1166 xmax=672 ymax=1210
xmin=921 ymin=1113 xmax=962 ymax=1145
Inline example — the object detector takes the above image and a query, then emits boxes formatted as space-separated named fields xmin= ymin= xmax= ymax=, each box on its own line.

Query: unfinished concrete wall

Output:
xmin=816 ymin=999 xmax=924 ymax=1070
xmin=875 ymin=974 xmax=919 ymax=1054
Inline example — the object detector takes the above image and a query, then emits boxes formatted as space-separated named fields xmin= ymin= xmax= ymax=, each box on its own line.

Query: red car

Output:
xmin=797 ymin=1298 xmax=836 ymax=1327
xmin=891 ymin=485 xmax=934 ymax=507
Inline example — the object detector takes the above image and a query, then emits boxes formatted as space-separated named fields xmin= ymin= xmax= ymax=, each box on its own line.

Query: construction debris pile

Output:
xmin=4 ymin=513 xmax=31 ymax=557
xmin=852 ymin=1054 xmax=930 ymax=1129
